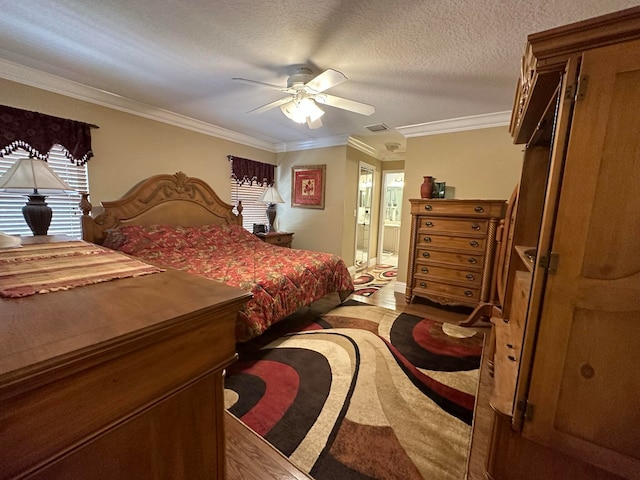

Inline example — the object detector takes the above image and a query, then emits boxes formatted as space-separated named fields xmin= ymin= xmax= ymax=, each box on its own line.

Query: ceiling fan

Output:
xmin=232 ymin=68 xmax=375 ymax=129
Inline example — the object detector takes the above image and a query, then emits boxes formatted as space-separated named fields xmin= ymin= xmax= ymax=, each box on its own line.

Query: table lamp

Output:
xmin=259 ymin=186 xmax=284 ymax=232
xmin=0 ymin=158 xmax=73 ymax=235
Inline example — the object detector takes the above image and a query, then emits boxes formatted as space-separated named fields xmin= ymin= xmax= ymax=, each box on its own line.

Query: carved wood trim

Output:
xmin=511 ymin=7 xmax=640 ymax=142
xmin=405 ymin=212 xmax=419 ymax=303
xmin=480 ymin=217 xmax=499 ymax=302
xmin=81 ymin=172 xmax=243 ymax=244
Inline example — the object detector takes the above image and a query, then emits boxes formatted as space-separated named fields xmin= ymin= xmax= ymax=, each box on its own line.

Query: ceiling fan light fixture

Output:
xmin=280 ymin=97 xmax=324 ymax=124
xmin=235 ymin=67 xmax=372 ymax=128
xmin=299 ymin=97 xmax=325 ymax=122
xmin=280 ymin=101 xmax=304 ymax=123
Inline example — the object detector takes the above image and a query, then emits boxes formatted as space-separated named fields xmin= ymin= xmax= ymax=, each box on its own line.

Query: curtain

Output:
xmin=0 ymin=105 xmax=95 ymax=165
xmin=228 ymin=155 xmax=275 ymax=186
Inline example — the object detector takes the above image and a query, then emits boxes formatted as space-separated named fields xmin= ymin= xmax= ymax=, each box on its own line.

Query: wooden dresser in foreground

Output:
xmin=0 ymin=241 xmax=250 ymax=480
xmin=406 ymin=199 xmax=505 ymax=308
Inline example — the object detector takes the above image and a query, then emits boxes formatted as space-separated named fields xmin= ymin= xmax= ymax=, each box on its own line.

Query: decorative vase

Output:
xmin=420 ymin=176 xmax=434 ymax=199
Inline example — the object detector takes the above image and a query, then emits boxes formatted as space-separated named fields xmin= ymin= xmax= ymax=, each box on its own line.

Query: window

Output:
xmin=0 ymin=146 xmax=89 ymax=238
xmin=230 ymin=179 xmax=269 ymax=231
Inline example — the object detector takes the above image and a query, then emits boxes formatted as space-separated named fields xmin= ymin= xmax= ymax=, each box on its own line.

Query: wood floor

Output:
xmin=225 ymin=280 xmax=493 ymax=480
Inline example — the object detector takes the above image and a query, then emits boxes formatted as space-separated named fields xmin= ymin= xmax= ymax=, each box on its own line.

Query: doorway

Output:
xmin=355 ymin=163 xmax=374 ymax=272
xmin=377 ymin=171 xmax=404 ymax=267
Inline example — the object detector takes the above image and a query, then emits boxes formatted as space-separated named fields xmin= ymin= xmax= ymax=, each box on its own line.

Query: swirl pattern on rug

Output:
xmin=225 ymin=300 xmax=483 ymax=480
xmin=352 ymin=264 xmax=397 ymax=297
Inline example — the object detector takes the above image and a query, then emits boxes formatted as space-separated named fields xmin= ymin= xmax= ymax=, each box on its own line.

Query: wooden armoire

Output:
xmin=474 ymin=7 xmax=640 ymax=480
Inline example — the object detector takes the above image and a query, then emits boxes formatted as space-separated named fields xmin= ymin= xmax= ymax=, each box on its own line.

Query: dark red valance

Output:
xmin=228 ymin=155 xmax=275 ymax=186
xmin=0 ymin=105 xmax=96 ymax=165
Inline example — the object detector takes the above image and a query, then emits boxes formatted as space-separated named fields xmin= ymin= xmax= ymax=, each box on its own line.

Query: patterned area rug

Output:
xmin=352 ymin=264 xmax=397 ymax=297
xmin=224 ymin=300 xmax=483 ymax=480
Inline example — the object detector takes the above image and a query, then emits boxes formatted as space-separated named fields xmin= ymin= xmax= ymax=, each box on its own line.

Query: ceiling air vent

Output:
xmin=365 ymin=123 xmax=389 ymax=132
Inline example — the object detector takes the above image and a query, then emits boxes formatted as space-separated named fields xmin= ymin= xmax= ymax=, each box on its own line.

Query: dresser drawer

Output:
xmin=255 ymin=232 xmax=293 ymax=248
xmin=419 ymin=217 xmax=488 ymax=235
xmin=269 ymin=233 xmax=292 ymax=246
xmin=417 ymin=233 xmax=486 ymax=252
xmin=414 ymin=263 xmax=482 ymax=286
xmin=412 ymin=200 xmax=503 ymax=218
xmin=416 ymin=247 xmax=484 ymax=268
xmin=413 ymin=278 xmax=480 ymax=302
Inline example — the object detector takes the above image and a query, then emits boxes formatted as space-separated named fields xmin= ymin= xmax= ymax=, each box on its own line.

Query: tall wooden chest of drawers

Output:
xmin=406 ymin=199 xmax=505 ymax=307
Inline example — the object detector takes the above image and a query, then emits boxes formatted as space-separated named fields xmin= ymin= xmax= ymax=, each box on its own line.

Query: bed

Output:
xmin=81 ymin=172 xmax=354 ymax=342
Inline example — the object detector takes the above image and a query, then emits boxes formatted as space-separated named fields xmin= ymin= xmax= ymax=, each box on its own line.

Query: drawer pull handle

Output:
xmin=423 ymin=236 xmax=431 ymax=243
xmin=468 ymin=257 xmax=477 ymax=264
xmin=469 ymin=240 xmax=479 ymax=247
xmin=474 ymin=206 xmax=484 ymax=213
xmin=425 ymin=221 xmax=434 ymax=227
xmin=421 ymin=267 xmax=429 ymax=273
xmin=508 ymin=355 xmax=517 ymax=362
xmin=422 ymin=252 xmax=430 ymax=258
xmin=419 ymin=282 xmax=427 ymax=288
xmin=471 ymin=223 xmax=480 ymax=230
xmin=424 ymin=205 xmax=432 ymax=211
xmin=466 ymin=274 xmax=475 ymax=280
xmin=464 ymin=290 xmax=473 ymax=297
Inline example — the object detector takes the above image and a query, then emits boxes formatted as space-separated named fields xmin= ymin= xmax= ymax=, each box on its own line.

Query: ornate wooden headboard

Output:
xmin=81 ymin=172 xmax=243 ymax=245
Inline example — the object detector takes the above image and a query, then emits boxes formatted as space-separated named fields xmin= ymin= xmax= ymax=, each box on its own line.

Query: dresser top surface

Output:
xmin=0 ymin=266 xmax=250 ymax=379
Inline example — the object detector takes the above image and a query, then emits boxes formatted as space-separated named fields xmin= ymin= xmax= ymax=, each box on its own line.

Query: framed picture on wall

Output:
xmin=291 ymin=164 xmax=326 ymax=209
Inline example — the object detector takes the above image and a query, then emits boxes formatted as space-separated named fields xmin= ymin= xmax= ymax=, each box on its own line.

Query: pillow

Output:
xmin=136 ymin=225 xmax=193 ymax=249
xmin=102 ymin=224 xmax=193 ymax=255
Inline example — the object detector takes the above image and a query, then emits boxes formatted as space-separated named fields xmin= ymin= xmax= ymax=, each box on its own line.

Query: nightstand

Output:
xmin=255 ymin=231 xmax=294 ymax=248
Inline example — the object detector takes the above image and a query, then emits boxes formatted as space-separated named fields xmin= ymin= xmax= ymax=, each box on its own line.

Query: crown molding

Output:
xmin=276 ymin=134 xmax=351 ymax=153
xmin=0 ymin=59 xmax=512 ymax=154
xmin=396 ymin=111 xmax=512 ymax=137
xmin=0 ymin=59 xmax=278 ymax=152
xmin=347 ymin=136 xmax=378 ymax=158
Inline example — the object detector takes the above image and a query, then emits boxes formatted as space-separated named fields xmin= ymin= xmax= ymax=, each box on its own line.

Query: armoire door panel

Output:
xmin=555 ymin=308 xmax=640 ymax=459
xmin=582 ymin=68 xmax=640 ymax=280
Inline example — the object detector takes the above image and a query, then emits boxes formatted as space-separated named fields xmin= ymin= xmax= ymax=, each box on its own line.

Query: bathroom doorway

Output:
xmin=377 ymin=171 xmax=404 ymax=267
xmin=355 ymin=163 xmax=374 ymax=272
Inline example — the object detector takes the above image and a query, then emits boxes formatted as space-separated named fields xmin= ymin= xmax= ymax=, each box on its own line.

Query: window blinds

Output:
xmin=0 ymin=146 xmax=88 ymax=238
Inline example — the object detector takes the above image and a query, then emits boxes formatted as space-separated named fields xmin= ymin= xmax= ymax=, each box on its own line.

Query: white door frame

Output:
xmin=354 ymin=161 xmax=375 ymax=272
xmin=377 ymin=170 xmax=404 ymax=267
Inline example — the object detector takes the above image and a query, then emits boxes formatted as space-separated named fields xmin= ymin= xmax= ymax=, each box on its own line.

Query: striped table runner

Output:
xmin=0 ymin=241 xmax=164 ymax=298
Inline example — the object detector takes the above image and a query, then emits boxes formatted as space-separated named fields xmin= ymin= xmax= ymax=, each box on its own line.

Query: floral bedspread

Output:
xmin=103 ymin=224 xmax=354 ymax=342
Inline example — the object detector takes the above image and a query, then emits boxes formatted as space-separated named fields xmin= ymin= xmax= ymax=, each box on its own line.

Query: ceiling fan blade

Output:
xmin=304 ymin=69 xmax=347 ymax=93
xmin=307 ymin=116 xmax=323 ymax=129
xmin=247 ymin=96 xmax=293 ymax=114
xmin=232 ymin=77 xmax=288 ymax=92
xmin=314 ymin=93 xmax=375 ymax=116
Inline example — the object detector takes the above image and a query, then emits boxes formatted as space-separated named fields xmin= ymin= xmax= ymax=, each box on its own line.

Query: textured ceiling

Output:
xmin=0 ymin=1 xmax=637 ymax=157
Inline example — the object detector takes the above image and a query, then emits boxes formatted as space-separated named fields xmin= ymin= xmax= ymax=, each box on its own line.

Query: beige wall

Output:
xmin=0 ymin=78 xmax=276 ymax=209
xmin=382 ymin=160 xmax=405 ymax=171
xmin=274 ymin=145 xmax=379 ymax=266
xmin=1 ymin=78 xmax=524 ymax=279
xmin=276 ymin=146 xmax=348 ymax=258
xmin=396 ymin=127 xmax=524 ymax=283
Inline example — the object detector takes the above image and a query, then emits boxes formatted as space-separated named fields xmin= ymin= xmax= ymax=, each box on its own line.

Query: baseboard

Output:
xmin=394 ymin=281 xmax=406 ymax=294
